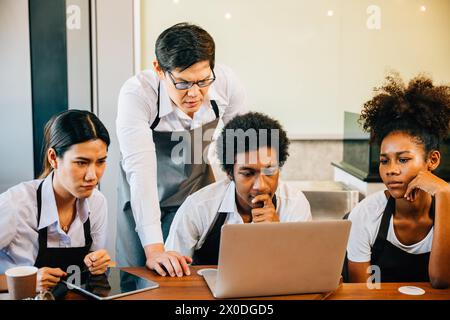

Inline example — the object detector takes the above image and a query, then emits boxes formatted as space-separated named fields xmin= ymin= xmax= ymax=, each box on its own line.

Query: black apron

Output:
xmin=34 ymin=181 xmax=92 ymax=272
xmin=370 ymin=196 xmax=434 ymax=282
xmin=192 ymin=195 xmax=277 ymax=265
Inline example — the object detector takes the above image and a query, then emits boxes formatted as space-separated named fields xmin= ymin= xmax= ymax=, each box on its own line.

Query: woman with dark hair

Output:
xmin=0 ymin=110 xmax=112 ymax=291
xmin=346 ymin=73 xmax=450 ymax=288
xmin=116 ymin=22 xmax=247 ymax=277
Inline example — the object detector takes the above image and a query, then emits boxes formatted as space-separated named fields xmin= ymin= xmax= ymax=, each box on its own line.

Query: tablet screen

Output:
xmin=65 ymin=268 xmax=159 ymax=300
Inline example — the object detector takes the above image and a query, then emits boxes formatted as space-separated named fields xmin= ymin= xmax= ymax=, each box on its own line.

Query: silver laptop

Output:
xmin=202 ymin=220 xmax=351 ymax=299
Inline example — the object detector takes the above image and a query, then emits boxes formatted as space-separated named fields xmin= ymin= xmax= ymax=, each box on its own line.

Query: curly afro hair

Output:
xmin=360 ymin=72 xmax=450 ymax=155
xmin=216 ymin=112 xmax=290 ymax=175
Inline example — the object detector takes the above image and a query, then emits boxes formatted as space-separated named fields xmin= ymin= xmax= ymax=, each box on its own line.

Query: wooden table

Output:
xmin=1 ymin=266 xmax=450 ymax=300
xmin=66 ymin=267 xmax=330 ymax=300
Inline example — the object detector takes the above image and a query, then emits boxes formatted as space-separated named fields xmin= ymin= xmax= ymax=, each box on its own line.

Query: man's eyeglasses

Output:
xmin=167 ymin=69 xmax=216 ymax=90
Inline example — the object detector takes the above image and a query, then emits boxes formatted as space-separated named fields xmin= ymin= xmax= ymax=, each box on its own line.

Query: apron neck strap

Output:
xmin=36 ymin=180 xmax=93 ymax=249
xmin=377 ymin=196 xmax=395 ymax=242
xmin=210 ymin=100 xmax=220 ymax=118
xmin=37 ymin=180 xmax=44 ymax=226
xmin=150 ymin=83 xmax=220 ymax=130
xmin=378 ymin=194 xmax=436 ymax=242
xmin=150 ymin=84 xmax=161 ymax=130
xmin=36 ymin=181 xmax=48 ymax=249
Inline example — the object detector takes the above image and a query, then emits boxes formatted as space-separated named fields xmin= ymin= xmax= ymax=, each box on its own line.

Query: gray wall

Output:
xmin=212 ymin=140 xmax=343 ymax=182
xmin=281 ymin=140 xmax=343 ymax=181
xmin=0 ymin=0 xmax=34 ymax=193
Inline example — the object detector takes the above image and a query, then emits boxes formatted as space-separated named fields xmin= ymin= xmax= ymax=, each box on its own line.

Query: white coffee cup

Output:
xmin=5 ymin=266 xmax=38 ymax=300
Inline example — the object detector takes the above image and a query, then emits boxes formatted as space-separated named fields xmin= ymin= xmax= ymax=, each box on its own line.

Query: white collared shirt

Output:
xmin=165 ymin=179 xmax=312 ymax=258
xmin=0 ymin=173 xmax=108 ymax=273
xmin=116 ymin=64 xmax=247 ymax=246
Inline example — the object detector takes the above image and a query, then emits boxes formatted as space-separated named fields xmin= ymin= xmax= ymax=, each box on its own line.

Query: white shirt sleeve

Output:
xmin=277 ymin=184 xmax=312 ymax=222
xmin=88 ymin=191 xmax=108 ymax=252
xmin=219 ymin=65 xmax=248 ymax=125
xmin=0 ymin=190 xmax=17 ymax=250
xmin=347 ymin=203 xmax=374 ymax=263
xmin=296 ymin=190 xmax=312 ymax=221
xmin=165 ymin=196 xmax=202 ymax=258
xmin=116 ymin=86 xmax=163 ymax=246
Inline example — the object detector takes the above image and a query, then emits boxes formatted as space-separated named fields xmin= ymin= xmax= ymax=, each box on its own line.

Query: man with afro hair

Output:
xmin=165 ymin=112 xmax=312 ymax=265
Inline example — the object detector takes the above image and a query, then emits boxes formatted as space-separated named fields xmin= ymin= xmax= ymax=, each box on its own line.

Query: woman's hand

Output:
xmin=404 ymin=171 xmax=450 ymax=201
xmin=84 ymin=249 xmax=114 ymax=275
xmin=145 ymin=243 xmax=192 ymax=277
xmin=37 ymin=267 xmax=67 ymax=291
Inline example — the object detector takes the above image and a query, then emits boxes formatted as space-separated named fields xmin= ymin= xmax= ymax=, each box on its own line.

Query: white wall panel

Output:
xmin=94 ymin=0 xmax=135 ymax=259
xmin=141 ymin=0 xmax=450 ymax=139
xmin=0 ymin=0 xmax=34 ymax=192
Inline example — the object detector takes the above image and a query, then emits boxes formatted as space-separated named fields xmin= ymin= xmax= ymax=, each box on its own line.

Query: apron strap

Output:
xmin=378 ymin=196 xmax=394 ymax=241
xmin=83 ymin=218 xmax=93 ymax=248
xmin=210 ymin=100 xmax=220 ymax=118
xmin=372 ymin=196 xmax=395 ymax=257
xmin=271 ymin=194 xmax=277 ymax=210
xmin=37 ymin=181 xmax=44 ymax=225
xmin=206 ymin=211 xmax=228 ymax=243
xmin=370 ymin=195 xmax=435 ymax=282
xmin=150 ymin=84 xmax=161 ymax=130
xmin=372 ymin=195 xmax=435 ymax=262
xmin=429 ymin=196 xmax=436 ymax=221
xmin=36 ymin=181 xmax=48 ymax=250
xmin=191 ymin=211 xmax=228 ymax=265
xmin=36 ymin=180 xmax=93 ymax=250
xmin=150 ymin=84 xmax=220 ymax=130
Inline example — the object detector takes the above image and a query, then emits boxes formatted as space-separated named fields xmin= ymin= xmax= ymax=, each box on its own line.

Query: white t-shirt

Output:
xmin=165 ymin=178 xmax=312 ymax=258
xmin=347 ymin=190 xmax=433 ymax=263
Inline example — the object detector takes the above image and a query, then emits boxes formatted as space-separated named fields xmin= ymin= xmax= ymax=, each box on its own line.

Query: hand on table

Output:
xmin=145 ymin=244 xmax=192 ymax=277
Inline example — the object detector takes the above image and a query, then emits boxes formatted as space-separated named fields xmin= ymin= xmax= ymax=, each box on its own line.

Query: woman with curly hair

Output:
xmin=346 ymin=73 xmax=450 ymax=288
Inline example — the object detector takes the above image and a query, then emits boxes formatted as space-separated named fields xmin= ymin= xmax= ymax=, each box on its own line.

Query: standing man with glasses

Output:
xmin=116 ymin=23 xmax=247 ymax=277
